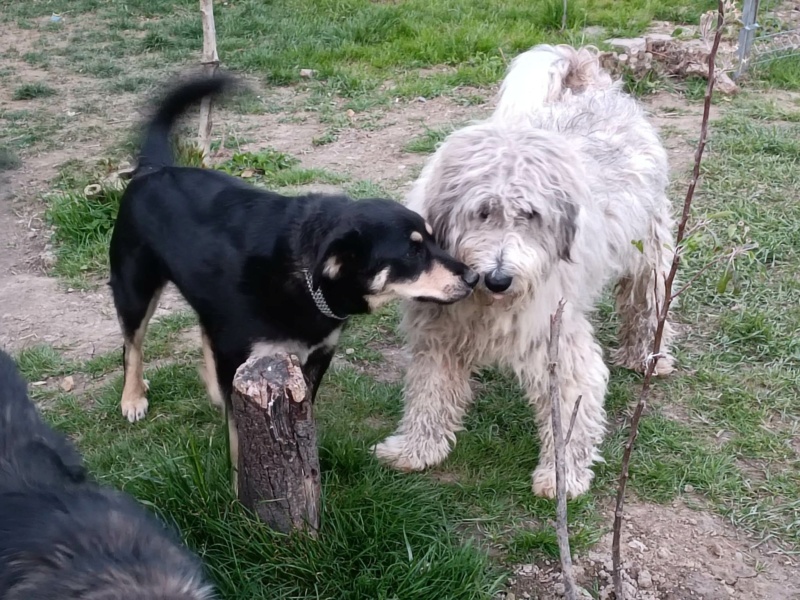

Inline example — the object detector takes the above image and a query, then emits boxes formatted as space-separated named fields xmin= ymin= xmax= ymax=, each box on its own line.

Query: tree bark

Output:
xmin=231 ymin=353 xmax=321 ymax=535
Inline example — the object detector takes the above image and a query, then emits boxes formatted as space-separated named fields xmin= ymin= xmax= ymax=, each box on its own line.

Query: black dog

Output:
xmin=109 ymin=74 xmax=478 ymax=480
xmin=0 ymin=349 xmax=214 ymax=599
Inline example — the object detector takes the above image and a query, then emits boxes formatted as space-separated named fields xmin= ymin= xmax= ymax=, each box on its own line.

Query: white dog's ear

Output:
xmin=556 ymin=200 xmax=579 ymax=262
xmin=426 ymin=203 xmax=454 ymax=250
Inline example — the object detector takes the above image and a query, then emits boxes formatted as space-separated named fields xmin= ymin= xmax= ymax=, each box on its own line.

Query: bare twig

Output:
xmin=548 ymin=298 xmax=577 ymax=600
xmin=198 ymin=0 xmax=220 ymax=166
xmin=611 ymin=2 xmax=726 ymax=598
xmin=565 ymin=395 xmax=583 ymax=447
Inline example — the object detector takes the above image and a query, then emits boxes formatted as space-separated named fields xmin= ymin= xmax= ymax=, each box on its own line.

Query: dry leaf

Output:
xmin=60 ymin=376 xmax=75 ymax=392
xmin=241 ymin=168 xmax=255 ymax=178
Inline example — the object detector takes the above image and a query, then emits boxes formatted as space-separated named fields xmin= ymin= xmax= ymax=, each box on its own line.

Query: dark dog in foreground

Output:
xmin=0 ymin=349 xmax=214 ymax=599
xmin=109 ymin=73 xmax=478 ymax=483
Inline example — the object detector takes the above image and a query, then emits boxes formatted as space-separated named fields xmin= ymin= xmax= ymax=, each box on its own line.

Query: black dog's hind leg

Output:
xmin=304 ymin=347 xmax=335 ymax=403
xmin=110 ymin=244 xmax=166 ymax=423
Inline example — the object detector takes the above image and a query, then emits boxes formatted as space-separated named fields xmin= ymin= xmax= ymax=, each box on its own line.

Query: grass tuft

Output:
xmin=12 ymin=82 xmax=57 ymax=100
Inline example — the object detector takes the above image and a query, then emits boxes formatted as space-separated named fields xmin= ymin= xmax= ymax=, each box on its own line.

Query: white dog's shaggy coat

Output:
xmin=373 ymin=44 xmax=676 ymax=499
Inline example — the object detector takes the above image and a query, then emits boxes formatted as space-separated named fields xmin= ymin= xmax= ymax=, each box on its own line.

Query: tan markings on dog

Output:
xmin=369 ymin=267 xmax=390 ymax=293
xmin=410 ymin=231 xmax=423 ymax=242
xmin=249 ymin=329 xmax=341 ymax=366
xmin=120 ymin=286 xmax=164 ymax=423
xmin=199 ymin=329 xmax=224 ymax=409
xmin=323 ymin=256 xmax=342 ymax=278
xmin=425 ymin=222 xmax=434 ymax=235
xmin=368 ymin=262 xmax=467 ymax=309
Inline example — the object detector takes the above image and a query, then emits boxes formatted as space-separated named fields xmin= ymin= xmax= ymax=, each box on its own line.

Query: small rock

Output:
xmin=709 ymin=542 xmax=723 ymax=557
xmin=506 ymin=594 xmax=516 ymax=600
xmin=628 ymin=539 xmax=648 ymax=552
xmin=734 ymin=551 xmax=743 ymax=562
xmin=638 ymin=569 xmax=653 ymax=589
xmin=684 ymin=484 xmax=695 ymax=493
xmin=60 ymin=376 xmax=75 ymax=392
xmin=414 ymin=96 xmax=426 ymax=103
xmin=522 ymin=593 xmax=530 ymax=599
xmin=657 ymin=547 xmax=672 ymax=560
xmin=299 ymin=68 xmax=317 ymax=78
xmin=345 ymin=348 xmax=355 ymax=355
xmin=606 ymin=37 xmax=647 ymax=54
xmin=554 ymin=582 xmax=566 ymax=596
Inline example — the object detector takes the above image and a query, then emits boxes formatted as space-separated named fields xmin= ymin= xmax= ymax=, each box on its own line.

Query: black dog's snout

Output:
xmin=462 ymin=269 xmax=479 ymax=288
xmin=485 ymin=270 xmax=513 ymax=293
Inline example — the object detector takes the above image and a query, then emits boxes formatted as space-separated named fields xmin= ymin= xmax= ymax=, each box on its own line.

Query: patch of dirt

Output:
xmin=500 ymin=499 xmax=799 ymax=600
xmin=2 ymin=16 xmax=800 ymax=599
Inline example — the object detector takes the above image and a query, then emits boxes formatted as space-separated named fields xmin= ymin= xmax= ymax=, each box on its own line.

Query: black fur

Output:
xmin=109 ymin=73 xmax=477 ymax=412
xmin=0 ymin=349 xmax=213 ymax=600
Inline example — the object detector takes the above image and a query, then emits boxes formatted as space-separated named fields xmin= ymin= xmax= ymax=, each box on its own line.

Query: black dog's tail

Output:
xmin=0 ymin=349 xmax=86 ymax=487
xmin=137 ymin=74 xmax=234 ymax=171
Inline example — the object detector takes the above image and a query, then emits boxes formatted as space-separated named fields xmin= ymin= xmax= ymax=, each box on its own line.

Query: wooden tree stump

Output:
xmin=231 ymin=353 xmax=321 ymax=535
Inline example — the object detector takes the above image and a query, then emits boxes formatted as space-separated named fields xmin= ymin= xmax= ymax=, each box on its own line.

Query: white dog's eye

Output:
xmin=523 ymin=210 xmax=538 ymax=221
xmin=478 ymin=208 xmax=490 ymax=220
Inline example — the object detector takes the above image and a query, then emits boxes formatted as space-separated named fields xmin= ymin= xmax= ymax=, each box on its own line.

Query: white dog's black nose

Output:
xmin=462 ymin=269 xmax=480 ymax=288
xmin=485 ymin=270 xmax=513 ymax=293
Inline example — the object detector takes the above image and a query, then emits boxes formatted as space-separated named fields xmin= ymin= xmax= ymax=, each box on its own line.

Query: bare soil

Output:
xmin=0 ymin=19 xmax=796 ymax=599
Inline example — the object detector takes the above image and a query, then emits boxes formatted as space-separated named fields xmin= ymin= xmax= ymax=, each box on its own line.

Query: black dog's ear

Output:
xmin=556 ymin=200 xmax=579 ymax=262
xmin=312 ymin=228 xmax=364 ymax=283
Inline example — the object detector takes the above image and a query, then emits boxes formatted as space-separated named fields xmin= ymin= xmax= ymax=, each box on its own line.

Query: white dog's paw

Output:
xmin=371 ymin=434 xmax=451 ymax=472
xmin=531 ymin=464 xmax=594 ymax=499
xmin=121 ymin=393 xmax=149 ymax=423
xmin=652 ymin=355 xmax=675 ymax=377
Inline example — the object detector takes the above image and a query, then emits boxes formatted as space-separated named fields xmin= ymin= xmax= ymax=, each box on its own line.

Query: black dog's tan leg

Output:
xmin=119 ymin=286 xmax=163 ymax=423
xmin=199 ymin=328 xmax=225 ymax=409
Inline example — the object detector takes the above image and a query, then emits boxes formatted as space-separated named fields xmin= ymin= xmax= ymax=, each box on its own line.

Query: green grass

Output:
xmin=0 ymin=0 xmax=716 ymax=103
xmin=12 ymin=81 xmax=57 ymax=100
xmin=4 ymin=0 xmax=800 ymax=595
xmin=404 ymin=123 xmax=463 ymax=154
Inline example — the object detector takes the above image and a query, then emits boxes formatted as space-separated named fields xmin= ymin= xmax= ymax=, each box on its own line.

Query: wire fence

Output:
xmin=736 ymin=0 xmax=800 ymax=77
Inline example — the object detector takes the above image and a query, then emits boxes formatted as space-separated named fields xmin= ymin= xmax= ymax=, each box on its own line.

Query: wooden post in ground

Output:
xmin=231 ymin=353 xmax=321 ymax=535
xmin=198 ymin=0 xmax=219 ymax=165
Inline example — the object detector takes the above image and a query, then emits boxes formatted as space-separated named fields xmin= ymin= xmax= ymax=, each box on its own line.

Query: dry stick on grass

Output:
xmin=561 ymin=0 xmax=568 ymax=31
xmin=548 ymin=298 xmax=577 ymax=600
xmin=611 ymin=2 xmax=726 ymax=598
xmin=198 ymin=0 xmax=220 ymax=166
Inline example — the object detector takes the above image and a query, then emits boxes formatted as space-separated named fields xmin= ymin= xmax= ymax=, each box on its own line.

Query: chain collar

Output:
xmin=303 ymin=270 xmax=348 ymax=321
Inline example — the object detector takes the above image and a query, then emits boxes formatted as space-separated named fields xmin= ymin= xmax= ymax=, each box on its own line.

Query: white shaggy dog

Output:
xmin=373 ymin=44 xmax=676 ymax=499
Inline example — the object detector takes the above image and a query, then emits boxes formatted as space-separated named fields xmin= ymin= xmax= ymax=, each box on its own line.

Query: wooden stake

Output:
xmin=548 ymin=299 xmax=577 ymax=600
xmin=198 ymin=0 xmax=219 ymax=166
xmin=231 ymin=353 xmax=321 ymax=535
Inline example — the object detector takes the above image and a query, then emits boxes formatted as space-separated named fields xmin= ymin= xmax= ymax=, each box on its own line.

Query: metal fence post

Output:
xmin=735 ymin=0 xmax=760 ymax=79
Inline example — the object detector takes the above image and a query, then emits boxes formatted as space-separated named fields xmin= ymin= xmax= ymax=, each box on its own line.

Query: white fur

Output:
xmin=373 ymin=44 xmax=676 ymax=499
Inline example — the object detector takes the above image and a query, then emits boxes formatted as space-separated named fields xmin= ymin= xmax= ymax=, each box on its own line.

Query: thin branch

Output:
xmin=611 ymin=2 xmax=726 ymax=598
xmin=565 ymin=395 xmax=583 ymax=447
xmin=561 ymin=0 xmax=568 ymax=31
xmin=548 ymin=298 xmax=577 ymax=600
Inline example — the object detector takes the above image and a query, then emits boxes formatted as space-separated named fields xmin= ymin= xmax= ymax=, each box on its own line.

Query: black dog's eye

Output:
xmin=407 ymin=244 xmax=422 ymax=258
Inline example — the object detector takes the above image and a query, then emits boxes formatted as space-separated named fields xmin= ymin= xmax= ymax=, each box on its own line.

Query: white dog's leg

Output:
xmin=372 ymin=342 xmax=472 ymax=472
xmin=613 ymin=212 xmax=676 ymax=377
xmin=522 ymin=316 xmax=608 ymax=499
